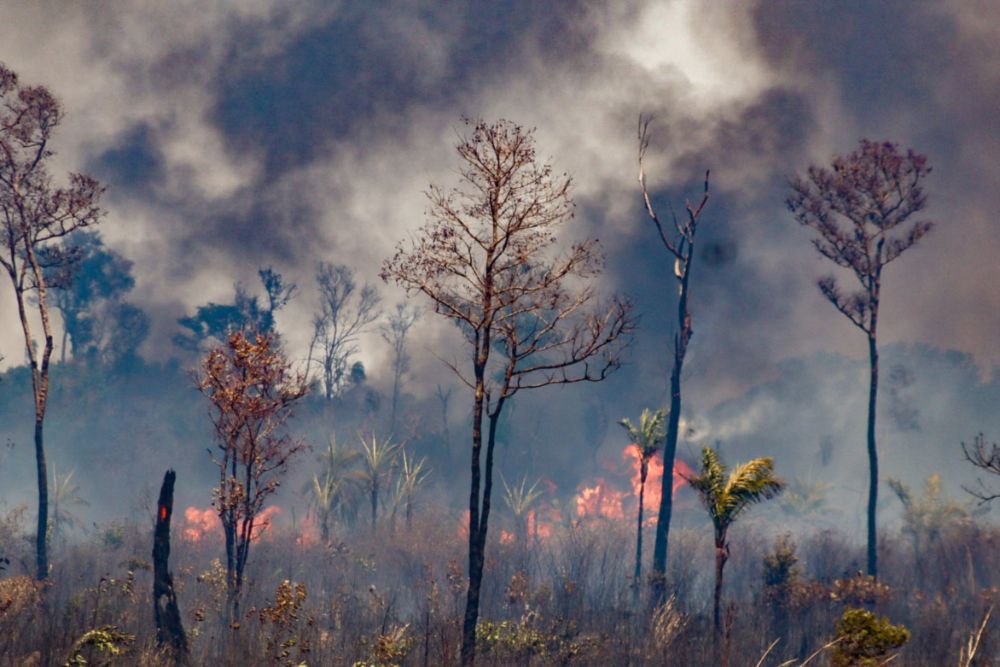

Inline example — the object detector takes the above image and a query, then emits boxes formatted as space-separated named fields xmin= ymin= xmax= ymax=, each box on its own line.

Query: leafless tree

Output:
xmin=962 ymin=434 xmax=1000 ymax=504
xmin=382 ymin=118 xmax=635 ymax=666
xmin=308 ymin=262 xmax=381 ymax=400
xmin=379 ymin=302 xmax=419 ymax=434
xmin=637 ymin=116 xmax=709 ymax=604
xmin=0 ymin=63 xmax=105 ymax=580
xmin=787 ymin=139 xmax=933 ymax=577
xmin=197 ymin=331 xmax=307 ymax=622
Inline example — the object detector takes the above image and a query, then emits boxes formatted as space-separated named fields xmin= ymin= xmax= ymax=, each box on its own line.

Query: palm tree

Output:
xmin=619 ymin=408 xmax=665 ymax=603
xmin=687 ymin=448 xmax=783 ymax=633
xmin=391 ymin=450 xmax=430 ymax=529
xmin=305 ymin=437 xmax=363 ymax=542
xmin=49 ymin=465 xmax=88 ymax=542
xmin=358 ymin=432 xmax=401 ymax=530
xmin=501 ymin=475 xmax=544 ymax=548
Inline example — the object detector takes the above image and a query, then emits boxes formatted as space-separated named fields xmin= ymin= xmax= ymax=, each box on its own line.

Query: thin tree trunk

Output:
xmin=462 ymin=396 xmax=504 ymax=667
xmin=633 ymin=465 xmax=647 ymax=605
xmin=713 ymin=538 xmax=728 ymax=635
xmin=651 ymin=264 xmax=692 ymax=605
xmin=390 ymin=368 xmax=401 ymax=435
xmin=866 ymin=332 xmax=879 ymax=577
xmin=461 ymin=378 xmax=486 ymax=667
xmin=34 ymin=417 xmax=48 ymax=580
xmin=153 ymin=470 xmax=188 ymax=661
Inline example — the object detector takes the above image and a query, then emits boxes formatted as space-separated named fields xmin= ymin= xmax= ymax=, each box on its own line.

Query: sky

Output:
xmin=1 ymin=0 xmax=998 ymax=414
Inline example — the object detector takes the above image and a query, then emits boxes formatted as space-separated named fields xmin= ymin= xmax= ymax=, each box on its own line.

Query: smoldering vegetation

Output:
xmin=1 ymin=340 xmax=999 ymax=665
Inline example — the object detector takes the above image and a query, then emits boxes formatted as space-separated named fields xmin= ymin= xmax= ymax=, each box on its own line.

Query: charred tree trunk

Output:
xmin=461 ymin=393 xmax=504 ymax=667
xmin=153 ymin=470 xmax=188 ymax=661
xmin=651 ymin=267 xmax=692 ymax=605
xmin=866 ymin=331 xmax=879 ymax=577
xmin=460 ymin=376 xmax=487 ymax=667
xmin=34 ymin=417 xmax=48 ymax=581
xmin=633 ymin=463 xmax=648 ymax=605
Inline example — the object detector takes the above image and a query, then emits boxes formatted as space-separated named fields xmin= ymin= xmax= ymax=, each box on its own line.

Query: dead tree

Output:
xmin=962 ymin=434 xmax=1000 ymax=504
xmin=637 ymin=116 xmax=709 ymax=604
xmin=153 ymin=470 xmax=187 ymax=661
xmin=787 ymin=139 xmax=933 ymax=577
xmin=379 ymin=303 xmax=419 ymax=435
xmin=308 ymin=263 xmax=380 ymax=400
xmin=382 ymin=119 xmax=635 ymax=666
xmin=197 ymin=331 xmax=307 ymax=622
xmin=0 ymin=63 xmax=105 ymax=580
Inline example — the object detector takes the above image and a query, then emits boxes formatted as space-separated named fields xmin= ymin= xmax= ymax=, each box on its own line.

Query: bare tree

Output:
xmin=436 ymin=384 xmax=453 ymax=458
xmin=787 ymin=139 xmax=933 ymax=577
xmin=637 ymin=117 xmax=709 ymax=604
xmin=308 ymin=262 xmax=381 ymax=399
xmin=382 ymin=118 xmax=635 ymax=666
xmin=197 ymin=331 xmax=307 ymax=621
xmin=0 ymin=63 xmax=105 ymax=580
xmin=962 ymin=433 xmax=1000 ymax=504
xmin=379 ymin=303 xmax=419 ymax=434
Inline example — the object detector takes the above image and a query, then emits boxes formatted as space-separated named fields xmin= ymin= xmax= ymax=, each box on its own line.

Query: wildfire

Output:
xmin=575 ymin=445 xmax=694 ymax=523
xmin=575 ymin=482 xmax=626 ymax=520
xmin=180 ymin=505 xmax=283 ymax=543
xmin=624 ymin=445 xmax=694 ymax=522
xmin=182 ymin=506 xmax=218 ymax=542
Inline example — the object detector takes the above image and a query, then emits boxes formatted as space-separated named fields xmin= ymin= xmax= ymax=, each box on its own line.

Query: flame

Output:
xmin=158 ymin=505 xmax=168 ymax=521
xmin=500 ymin=530 xmax=515 ymax=545
xmin=527 ymin=505 xmax=560 ymax=541
xmin=182 ymin=506 xmax=219 ymax=542
xmin=575 ymin=447 xmax=694 ymax=523
xmin=575 ymin=481 xmax=626 ymax=520
xmin=624 ymin=445 xmax=693 ymax=522
xmin=295 ymin=513 xmax=321 ymax=547
xmin=181 ymin=505 xmax=284 ymax=543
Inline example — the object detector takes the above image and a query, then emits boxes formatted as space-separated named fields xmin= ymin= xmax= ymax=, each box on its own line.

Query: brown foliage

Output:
xmin=196 ymin=331 xmax=307 ymax=612
xmin=0 ymin=61 xmax=106 ymax=580
xmin=382 ymin=118 xmax=634 ymax=666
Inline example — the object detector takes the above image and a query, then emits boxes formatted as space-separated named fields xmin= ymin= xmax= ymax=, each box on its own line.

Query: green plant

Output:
xmin=831 ymin=607 xmax=909 ymax=666
xmin=502 ymin=476 xmax=544 ymax=547
xmin=355 ymin=623 xmax=413 ymax=667
xmin=358 ymin=432 xmax=401 ymax=530
xmin=779 ymin=477 xmax=832 ymax=518
xmin=391 ymin=450 xmax=430 ymax=528
xmin=258 ymin=579 xmax=309 ymax=666
xmin=64 ymin=625 xmax=134 ymax=666
xmin=889 ymin=473 xmax=966 ymax=556
xmin=307 ymin=436 xmax=363 ymax=541
xmin=619 ymin=407 xmax=665 ymax=600
xmin=686 ymin=447 xmax=784 ymax=633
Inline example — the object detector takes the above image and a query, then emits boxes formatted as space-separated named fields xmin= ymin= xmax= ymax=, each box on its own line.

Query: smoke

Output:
xmin=1 ymin=1 xmax=998 ymax=541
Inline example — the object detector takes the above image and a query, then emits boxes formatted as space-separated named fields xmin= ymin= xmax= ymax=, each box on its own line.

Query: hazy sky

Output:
xmin=1 ymin=0 xmax=998 ymax=403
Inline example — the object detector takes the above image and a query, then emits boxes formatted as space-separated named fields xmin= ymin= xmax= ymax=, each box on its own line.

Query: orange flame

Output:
xmin=623 ymin=445 xmax=693 ymax=522
xmin=575 ymin=481 xmax=626 ymax=520
xmin=181 ymin=505 xmax=284 ymax=543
